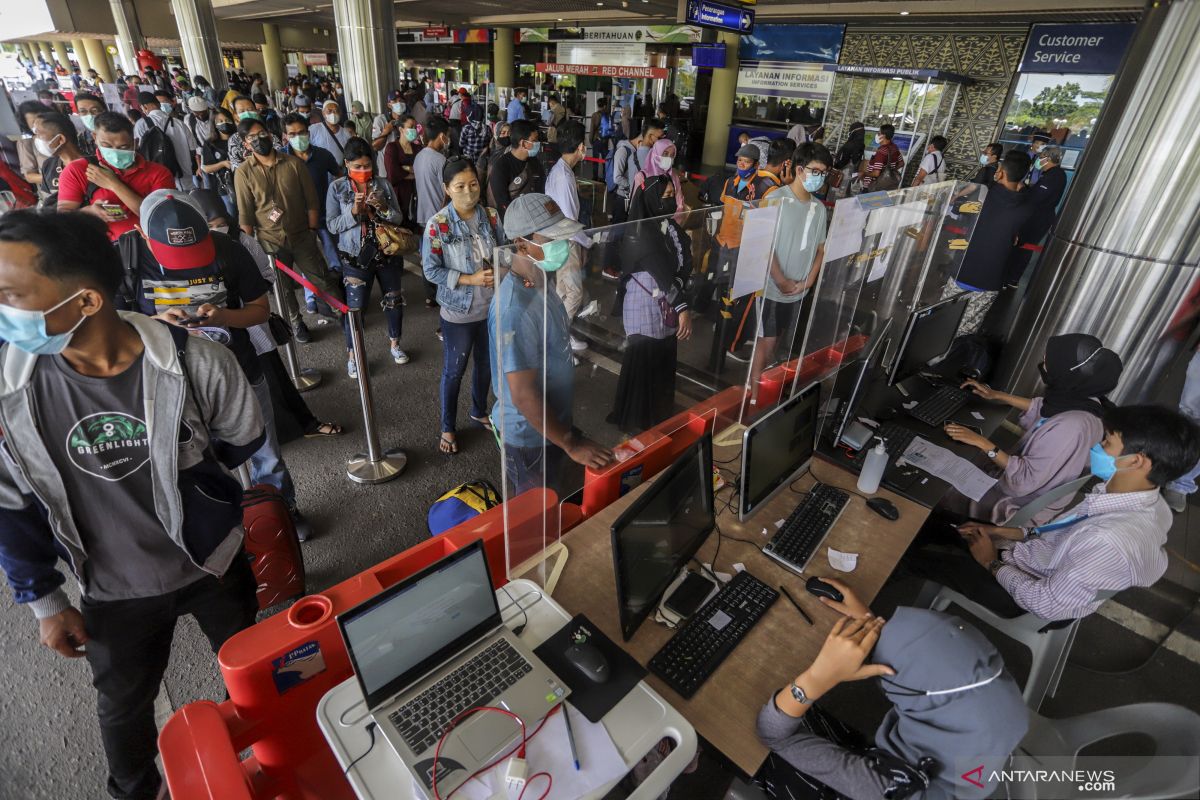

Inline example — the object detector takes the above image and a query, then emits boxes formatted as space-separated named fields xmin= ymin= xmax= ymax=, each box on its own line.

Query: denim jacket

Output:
xmin=421 ymin=202 xmax=506 ymax=315
xmin=325 ymin=175 xmax=403 ymax=256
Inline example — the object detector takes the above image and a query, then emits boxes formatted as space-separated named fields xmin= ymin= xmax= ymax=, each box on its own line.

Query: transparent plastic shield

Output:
xmin=493 ymin=192 xmax=797 ymax=588
xmin=802 ymin=180 xmax=990 ymax=446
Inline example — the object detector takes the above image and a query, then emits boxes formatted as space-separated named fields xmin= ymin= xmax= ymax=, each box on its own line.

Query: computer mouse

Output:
xmin=866 ymin=497 xmax=900 ymax=521
xmin=806 ymin=577 xmax=844 ymax=603
xmin=564 ymin=642 xmax=610 ymax=684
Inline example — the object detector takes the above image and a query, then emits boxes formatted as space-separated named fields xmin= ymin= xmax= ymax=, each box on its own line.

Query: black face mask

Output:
xmin=1038 ymin=362 xmax=1051 ymax=385
xmin=497 ymin=136 xmax=510 ymax=147
xmin=216 ymin=122 xmax=236 ymax=135
xmin=650 ymin=191 xmax=675 ymax=216
xmin=250 ymin=135 xmax=274 ymax=156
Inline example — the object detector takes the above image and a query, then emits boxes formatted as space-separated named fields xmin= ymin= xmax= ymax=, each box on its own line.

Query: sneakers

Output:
xmin=435 ymin=328 xmax=444 ymax=342
xmin=391 ymin=345 xmax=410 ymax=365
xmin=293 ymin=320 xmax=311 ymax=344
xmin=726 ymin=348 xmax=752 ymax=364
xmin=570 ymin=336 xmax=589 ymax=353
xmin=601 ymin=267 xmax=621 ymax=282
xmin=305 ymin=297 xmax=317 ymax=314
xmin=579 ymin=299 xmax=601 ymax=319
xmin=346 ymin=358 xmax=358 ymax=379
xmin=1164 ymin=488 xmax=1188 ymax=513
xmin=290 ymin=507 xmax=313 ymax=543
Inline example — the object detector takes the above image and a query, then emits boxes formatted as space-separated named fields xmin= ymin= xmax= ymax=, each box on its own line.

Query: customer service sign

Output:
xmin=737 ymin=61 xmax=834 ymax=100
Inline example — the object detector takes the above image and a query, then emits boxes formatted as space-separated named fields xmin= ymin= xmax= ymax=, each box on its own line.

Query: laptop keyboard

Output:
xmin=387 ymin=639 xmax=533 ymax=754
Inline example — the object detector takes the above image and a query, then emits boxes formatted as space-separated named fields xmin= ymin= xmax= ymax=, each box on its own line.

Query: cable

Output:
xmin=432 ymin=704 xmax=561 ymax=800
xmin=499 ymin=585 xmax=529 ymax=637
xmin=343 ymin=722 xmax=377 ymax=774
xmin=519 ymin=772 xmax=553 ymax=800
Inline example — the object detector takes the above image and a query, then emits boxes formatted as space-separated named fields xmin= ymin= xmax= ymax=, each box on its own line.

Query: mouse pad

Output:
xmin=534 ymin=613 xmax=647 ymax=723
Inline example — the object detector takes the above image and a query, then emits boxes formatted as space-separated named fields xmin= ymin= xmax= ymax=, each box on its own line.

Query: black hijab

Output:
xmin=1039 ymin=333 xmax=1123 ymax=418
xmin=619 ymin=174 xmax=679 ymax=292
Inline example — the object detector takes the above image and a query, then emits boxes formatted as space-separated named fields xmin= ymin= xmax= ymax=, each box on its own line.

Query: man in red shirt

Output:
xmin=57 ymin=112 xmax=174 ymax=241
xmin=861 ymin=123 xmax=904 ymax=191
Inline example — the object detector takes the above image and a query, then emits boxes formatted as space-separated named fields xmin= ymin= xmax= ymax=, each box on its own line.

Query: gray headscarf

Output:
xmin=871 ymin=608 xmax=1029 ymax=799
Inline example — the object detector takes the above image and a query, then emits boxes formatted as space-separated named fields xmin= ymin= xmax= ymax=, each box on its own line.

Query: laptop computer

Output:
xmin=337 ymin=540 xmax=569 ymax=795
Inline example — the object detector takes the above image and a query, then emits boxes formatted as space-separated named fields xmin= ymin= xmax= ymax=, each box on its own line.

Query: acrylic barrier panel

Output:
xmin=801 ymin=180 xmax=991 ymax=447
xmin=490 ymin=193 xmax=798 ymax=586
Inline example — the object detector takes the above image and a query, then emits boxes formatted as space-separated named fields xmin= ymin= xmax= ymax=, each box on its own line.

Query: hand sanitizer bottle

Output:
xmin=857 ymin=438 xmax=888 ymax=494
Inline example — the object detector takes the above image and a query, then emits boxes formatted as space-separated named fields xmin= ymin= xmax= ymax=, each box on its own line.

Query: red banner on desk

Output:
xmin=535 ymin=62 xmax=670 ymax=79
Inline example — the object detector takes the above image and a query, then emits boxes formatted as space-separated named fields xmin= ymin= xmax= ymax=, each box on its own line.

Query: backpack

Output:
xmin=138 ymin=117 xmax=184 ymax=178
xmin=605 ymin=140 xmax=638 ymax=194
xmin=599 ymin=111 xmax=613 ymax=139
xmin=427 ymin=479 xmax=501 ymax=535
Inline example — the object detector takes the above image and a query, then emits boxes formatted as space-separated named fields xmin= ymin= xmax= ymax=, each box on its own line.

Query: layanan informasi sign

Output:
xmin=737 ymin=61 xmax=835 ymax=101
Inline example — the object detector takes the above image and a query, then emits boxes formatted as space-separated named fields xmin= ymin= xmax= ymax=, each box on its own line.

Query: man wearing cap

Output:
xmin=117 ymin=190 xmax=314 ymax=541
xmin=0 ymin=209 xmax=263 ymax=800
xmin=133 ymin=91 xmax=197 ymax=190
xmin=370 ymin=91 xmax=407 ymax=180
xmin=309 ymin=99 xmax=350 ymax=161
xmin=491 ymin=193 xmax=614 ymax=496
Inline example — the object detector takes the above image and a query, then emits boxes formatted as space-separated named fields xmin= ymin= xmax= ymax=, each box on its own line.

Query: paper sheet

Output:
xmin=970 ymin=411 xmax=985 ymax=421
xmin=827 ymin=548 xmax=859 ymax=572
xmin=824 ymin=199 xmax=870 ymax=263
xmin=427 ymin=704 xmax=628 ymax=800
xmin=730 ymin=205 xmax=781 ymax=300
xmin=899 ymin=436 xmax=998 ymax=502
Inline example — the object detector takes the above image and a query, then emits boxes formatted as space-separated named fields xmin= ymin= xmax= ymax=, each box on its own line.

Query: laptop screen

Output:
xmin=340 ymin=542 xmax=500 ymax=707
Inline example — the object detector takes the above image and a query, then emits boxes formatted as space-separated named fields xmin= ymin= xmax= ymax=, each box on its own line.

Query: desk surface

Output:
xmin=529 ymin=447 xmax=929 ymax=775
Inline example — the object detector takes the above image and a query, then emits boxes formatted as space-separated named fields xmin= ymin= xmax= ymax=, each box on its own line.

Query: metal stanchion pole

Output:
xmin=345 ymin=308 xmax=406 ymax=484
xmin=270 ymin=273 xmax=322 ymax=392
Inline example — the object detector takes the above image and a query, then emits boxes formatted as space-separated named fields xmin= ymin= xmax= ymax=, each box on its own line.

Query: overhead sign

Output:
xmin=536 ymin=62 xmax=670 ymax=79
xmin=520 ymin=26 xmax=702 ymax=44
xmin=556 ymin=41 xmax=646 ymax=68
xmin=832 ymin=64 xmax=973 ymax=84
xmin=685 ymin=0 xmax=755 ymax=35
xmin=397 ymin=28 xmax=491 ymax=44
xmin=423 ymin=26 xmax=449 ymax=38
xmin=737 ymin=60 xmax=834 ymax=101
xmin=1019 ymin=23 xmax=1136 ymax=74
xmin=740 ymin=24 xmax=844 ymax=64
xmin=302 ymin=52 xmax=329 ymax=66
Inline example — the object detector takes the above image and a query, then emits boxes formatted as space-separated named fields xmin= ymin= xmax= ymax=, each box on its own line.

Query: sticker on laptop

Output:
xmin=271 ymin=640 xmax=326 ymax=694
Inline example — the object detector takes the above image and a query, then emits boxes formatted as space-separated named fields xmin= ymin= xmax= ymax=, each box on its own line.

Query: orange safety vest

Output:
xmin=715 ymin=169 xmax=782 ymax=249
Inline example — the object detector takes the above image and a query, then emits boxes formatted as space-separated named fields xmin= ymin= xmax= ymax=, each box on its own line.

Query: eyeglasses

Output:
xmin=801 ymin=167 xmax=828 ymax=178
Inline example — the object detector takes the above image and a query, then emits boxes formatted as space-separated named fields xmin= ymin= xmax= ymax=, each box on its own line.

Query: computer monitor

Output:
xmin=832 ymin=325 xmax=892 ymax=447
xmin=611 ymin=435 xmax=715 ymax=642
xmin=739 ymin=381 xmax=820 ymax=521
xmin=886 ymin=294 xmax=971 ymax=386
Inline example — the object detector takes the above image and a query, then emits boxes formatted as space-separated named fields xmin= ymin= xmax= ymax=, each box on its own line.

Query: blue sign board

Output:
xmin=740 ymin=24 xmax=844 ymax=64
xmin=693 ymin=43 xmax=727 ymax=69
xmin=1019 ymin=23 xmax=1136 ymax=75
xmin=686 ymin=0 xmax=754 ymax=36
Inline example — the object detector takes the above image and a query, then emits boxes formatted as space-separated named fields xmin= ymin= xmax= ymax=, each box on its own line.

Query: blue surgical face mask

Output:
xmin=736 ymin=165 xmax=755 ymax=180
xmin=160 ymin=102 xmax=173 ymax=115
xmin=100 ymin=146 xmax=135 ymax=170
xmin=0 ymin=289 xmax=87 ymax=354
xmin=527 ymin=237 xmax=570 ymax=272
xmin=874 ymin=136 xmax=883 ymax=147
xmin=391 ymin=102 xmax=406 ymax=115
xmin=803 ymin=174 xmax=825 ymax=193
xmin=526 ymin=141 xmax=541 ymax=157
xmin=979 ymin=154 xmax=989 ymax=166
xmin=1089 ymin=443 xmax=1124 ymax=481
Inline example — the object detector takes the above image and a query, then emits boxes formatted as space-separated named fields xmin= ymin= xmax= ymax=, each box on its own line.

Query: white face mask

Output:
xmin=34 ymin=136 xmax=60 ymax=158
xmin=657 ymin=155 xmax=674 ymax=171
xmin=211 ymin=224 xmax=229 ymax=235
xmin=325 ymin=112 xmax=340 ymax=124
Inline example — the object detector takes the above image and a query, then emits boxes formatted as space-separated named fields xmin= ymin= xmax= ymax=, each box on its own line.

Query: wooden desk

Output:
xmin=521 ymin=447 xmax=929 ymax=775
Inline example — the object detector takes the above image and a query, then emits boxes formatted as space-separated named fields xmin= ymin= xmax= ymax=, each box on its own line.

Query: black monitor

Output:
xmin=611 ymin=435 xmax=715 ymax=642
xmin=887 ymin=294 xmax=971 ymax=386
xmin=832 ymin=325 xmax=892 ymax=447
xmin=739 ymin=381 xmax=820 ymax=521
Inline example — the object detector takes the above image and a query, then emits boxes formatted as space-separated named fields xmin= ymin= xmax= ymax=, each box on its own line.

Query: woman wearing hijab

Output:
xmin=606 ymin=174 xmax=694 ymax=433
xmin=833 ymin=121 xmax=867 ymax=194
xmin=753 ymin=578 xmax=1027 ymax=800
xmin=943 ymin=333 xmax=1123 ymax=525
xmin=631 ymin=137 xmax=685 ymax=217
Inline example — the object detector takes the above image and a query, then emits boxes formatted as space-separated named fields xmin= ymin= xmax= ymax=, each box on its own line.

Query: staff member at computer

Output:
xmin=942 ymin=333 xmax=1123 ymax=526
xmin=753 ymin=578 xmax=1027 ymax=799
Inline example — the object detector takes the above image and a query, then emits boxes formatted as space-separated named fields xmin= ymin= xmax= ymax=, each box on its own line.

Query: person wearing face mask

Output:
xmin=347 ymin=100 xmax=372 ymax=140
xmin=971 ymin=142 xmax=1003 ymax=187
xmin=57 ymin=111 xmax=176 ymax=242
xmin=491 ymin=193 xmax=615 ymax=494
xmin=383 ymin=114 xmax=423 ymax=223
xmin=17 ymin=101 xmax=53 ymax=187
xmin=458 ymin=101 xmax=492 ymax=165
xmin=370 ymin=91 xmax=408 ymax=180
xmin=910 ymin=134 xmax=947 ymax=187
xmin=752 ymin=581 xmax=1027 ymax=800
xmin=133 ymin=91 xmax=197 ymax=190
xmin=185 ymin=97 xmax=214 ymax=172
xmin=200 ymin=108 xmax=238 ymax=219
xmin=631 ymin=137 xmax=685 ymax=217
xmin=227 ymin=95 xmax=284 ymax=170
xmin=912 ymin=403 xmax=1200 ymax=621
xmin=942 ymin=334 xmax=1124 ymax=525
xmin=326 ymin=137 xmax=408 ymax=376
xmin=832 ymin=121 xmax=866 ymax=194
xmin=309 ymin=99 xmax=350 ymax=161
xmin=422 ymin=157 xmax=507 ymax=454
xmin=861 ymin=123 xmax=903 ymax=191
xmin=73 ymin=93 xmax=106 ymax=158
xmin=476 ymin=120 xmax=510 ymax=195
xmin=607 ymin=174 xmax=693 ymax=433
xmin=32 ymin=113 xmax=86 ymax=208
xmin=488 ymin=118 xmax=546 ymax=219
xmin=1003 ymin=144 xmax=1068 ymax=288
xmin=283 ymin=113 xmax=345 ymax=319
xmin=234 ymin=117 xmax=343 ymax=344
xmin=543 ymin=121 xmax=592 ymax=353
xmin=748 ymin=142 xmax=831 ymax=405
xmin=252 ymin=93 xmax=282 ymax=138
xmin=1026 ymin=133 xmax=1051 ymax=184
xmin=0 ymin=210 xmax=264 ymax=800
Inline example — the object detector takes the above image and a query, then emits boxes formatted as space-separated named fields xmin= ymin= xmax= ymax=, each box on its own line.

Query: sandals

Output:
xmin=439 ymin=433 xmax=458 ymax=455
xmin=470 ymin=415 xmax=494 ymax=432
xmin=303 ymin=420 xmax=344 ymax=438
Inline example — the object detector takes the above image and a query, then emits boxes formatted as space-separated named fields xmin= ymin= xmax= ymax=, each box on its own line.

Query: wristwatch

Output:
xmin=986 ymin=447 xmax=999 ymax=459
xmin=790 ymin=680 xmax=814 ymax=705
xmin=988 ymin=557 xmax=1005 ymax=576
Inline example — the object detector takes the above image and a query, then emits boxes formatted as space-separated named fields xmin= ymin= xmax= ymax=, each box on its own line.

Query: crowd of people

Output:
xmin=1 ymin=55 xmax=1199 ymax=800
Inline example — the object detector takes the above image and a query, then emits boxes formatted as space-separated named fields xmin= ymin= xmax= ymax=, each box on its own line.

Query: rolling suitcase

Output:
xmin=242 ymin=485 xmax=306 ymax=610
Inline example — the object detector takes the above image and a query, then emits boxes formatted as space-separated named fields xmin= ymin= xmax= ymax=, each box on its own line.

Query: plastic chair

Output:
xmin=1004 ymin=475 xmax=1095 ymax=528
xmin=724 ymin=777 xmax=768 ymax=800
xmin=1016 ymin=703 xmax=1200 ymax=799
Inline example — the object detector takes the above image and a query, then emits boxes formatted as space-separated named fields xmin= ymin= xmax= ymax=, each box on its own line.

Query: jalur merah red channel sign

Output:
xmin=535 ymin=62 xmax=670 ymax=79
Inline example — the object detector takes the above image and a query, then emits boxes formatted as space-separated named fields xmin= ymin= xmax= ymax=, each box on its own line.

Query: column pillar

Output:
xmin=52 ymin=41 xmax=71 ymax=70
xmin=330 ymin=0 xmax=398 ymax=116
xmin=998 ymin=0 xmax=1200 ymax=403
xmin=262 ymin=23 xmax=287 ymax=93
xmin=84 ymin=39 xmax=114 ymax=83
xmin=701 ymin=30 xmax=739 ymax=169
xmin=71 ymin=39 xmax=92 ymax=74
xmin=20 ymin=42 xmax=36 ymax=63
xmin=37 ymin=42 xmax=55 ymax=65
xmin=170 ymin=0 xmax=226 ymax=92
xmin=108 ymin=0 xmax=145 ymax=75
xmin=493 ymin=27 xmax=513 ymax=88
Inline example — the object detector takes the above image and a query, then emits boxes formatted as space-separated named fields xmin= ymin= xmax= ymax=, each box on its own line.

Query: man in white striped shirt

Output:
xmin=925 ymin=405 xmax=1200 ymax=621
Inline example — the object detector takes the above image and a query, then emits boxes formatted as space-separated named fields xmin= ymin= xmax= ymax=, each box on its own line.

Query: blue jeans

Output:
xmin=341 ymin=259 xmax=404 ymax=350
xmin=306 ymin=227 xmax=344 ymax=308
xmin=440 ymin=317 xmax=491 ymax=433
xmin=1170 ymin=351 xmax=1200 ymax=494
xmin=249 ymin=376 xmax=297 ymax=508
xmin=503 ymin=442 xmax=567 ymax=498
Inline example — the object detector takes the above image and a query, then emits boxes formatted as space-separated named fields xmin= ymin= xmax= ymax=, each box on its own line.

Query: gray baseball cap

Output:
xmin=503 ymin=193 xmax=584 ymax=241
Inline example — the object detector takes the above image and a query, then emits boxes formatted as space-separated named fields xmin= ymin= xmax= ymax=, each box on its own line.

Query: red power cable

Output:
xmin=432 ymin=704 xmax=563 ymax=800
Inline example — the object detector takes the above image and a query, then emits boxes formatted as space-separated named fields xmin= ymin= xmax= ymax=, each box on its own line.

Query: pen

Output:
xmin=779 ymin=586 xmax=814 ymax=626
xmin=563 ymin=704 xmax=580 ymax=770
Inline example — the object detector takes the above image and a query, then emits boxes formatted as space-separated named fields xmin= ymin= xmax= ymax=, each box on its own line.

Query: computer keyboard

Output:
xmin=764 ymin=483 xmax=850 ymax=575
xmin=906 ymin=385 xmax=970 ymax=427
xmin=388 ymin=638 xmax=533 ymax=753
xmin=648 ymin=570 xmax=778 ymax=698
xmin=874 ymin=421 xmax=918 ymax=460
